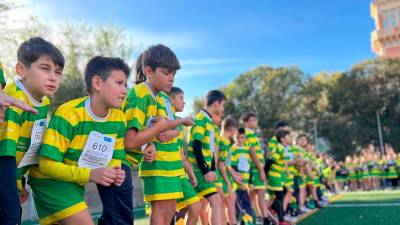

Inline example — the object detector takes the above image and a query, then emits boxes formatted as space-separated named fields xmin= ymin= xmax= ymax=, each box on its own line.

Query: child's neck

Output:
xmin=203 ymin=106 xmax=214 ymax=115
xmin=21 ymin=79 xmax=43 ymax=102
xmin=88 ymin=95 xmax=109 ymax=118
xmin=145 ymin=81 xmax=160 ymax=96
xmin=221 ymin=131 xmax=230 ymax=139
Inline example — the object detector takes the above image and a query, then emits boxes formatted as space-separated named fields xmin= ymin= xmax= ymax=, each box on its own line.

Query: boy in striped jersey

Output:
xmin=0 ymin=37 xmax=64 ymax=225
xmin=124 ymin=45 xmax=194 ymax=225
xmin=241 ymin=112 xmax=269 ymax=224
xmin=187 ymin=90 xmax=226 ymax=225
xmin=29 ymin=56 xmax=129 ymax=225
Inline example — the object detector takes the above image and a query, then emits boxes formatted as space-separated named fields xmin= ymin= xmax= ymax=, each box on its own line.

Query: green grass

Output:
xmin=299 ymin=190 xmax=400 ymax=225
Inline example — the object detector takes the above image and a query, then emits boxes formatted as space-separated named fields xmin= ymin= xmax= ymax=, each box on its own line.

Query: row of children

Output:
xmin=0 ymin=36 xmax=336 ymax=225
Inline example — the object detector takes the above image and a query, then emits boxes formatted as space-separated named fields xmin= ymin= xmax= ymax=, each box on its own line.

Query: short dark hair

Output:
xmin=238 ymin=127 xmax=246 ymax=135
xmin=169 ymin=86 xmax=184 ymax=98
xmin=297 ymin=134 xmax=309 ymax=142
xmin=276 ymin=130 xmax=290 ymax=143
xmin=142 ymin=44 xmax=180 ymax=72
xmin=135 ymin=53 xmax=145 ymax=84
xmin=205 ymin=90 xmax=226 ymax=106
xmin=17 ymin=37 xmax=65 ymax=69
xmin=276 ymin=121 xmax=289 ymax=130
xmin=241 ymin=112 xmax=257 ymax=123
xmin=222 ymin=116 xmax=238 ymax=131
xmin=84 ymin=56 xmax=130 ymax=94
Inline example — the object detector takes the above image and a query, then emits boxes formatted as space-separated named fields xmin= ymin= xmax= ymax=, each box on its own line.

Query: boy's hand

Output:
xmin=89 ymin=168 xmax=117 ymax=186
xmin=157 ymin=130 xmax=179 ymax=143
xmin=182 ymin=116 xmax=194 ymax=126
xmin=259 ymin=170 xmax=267 ymax=182
xmin=0 ymin=93 xmax=38 ymax=114
xmin=189 ymin=173 xmax=198 ymax=187
xmin=113 ymin=166 xmax=126 ymax=186
xmin=19 ymin=186 xmax=29 ymax=204
xmin=143 ymin=143 xmax=156 ymax=162
xmin=204 ymin=171 xmax=217 ymax=183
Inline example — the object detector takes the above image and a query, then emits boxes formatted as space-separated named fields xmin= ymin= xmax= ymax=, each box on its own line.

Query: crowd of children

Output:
xmin=0 ymin=37 xmax=398 ymax=225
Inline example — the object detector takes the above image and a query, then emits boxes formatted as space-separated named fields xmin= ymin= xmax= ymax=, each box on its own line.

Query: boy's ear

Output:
xmin=144 ymin=66 xmax=153 ymax=79
xmin=92 ymin=75 xmax=103 ymax=93
xmin=15 ymin=62 xmax=26 ymax=79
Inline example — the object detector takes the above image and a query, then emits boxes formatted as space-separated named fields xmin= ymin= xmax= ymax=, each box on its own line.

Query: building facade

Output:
xmin=371 ymin=0 xmax=400 ymax=58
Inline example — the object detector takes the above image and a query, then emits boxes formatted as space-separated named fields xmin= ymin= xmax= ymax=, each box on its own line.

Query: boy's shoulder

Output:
xmin=4 ymin=81 xmax=50 ymax=113
xmin=53 ymin=97 xmax=87 ymax=121
xmin=134 ymin=82 xmax=156 ymax=100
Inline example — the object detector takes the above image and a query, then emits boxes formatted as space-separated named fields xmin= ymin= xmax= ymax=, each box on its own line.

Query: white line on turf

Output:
xmin=327 ymin=202 xmax=400 ymax=207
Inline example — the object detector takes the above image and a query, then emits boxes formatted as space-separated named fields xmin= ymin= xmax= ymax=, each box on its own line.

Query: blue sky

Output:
xmin=21 ymin=0 xmax=376 ymax=114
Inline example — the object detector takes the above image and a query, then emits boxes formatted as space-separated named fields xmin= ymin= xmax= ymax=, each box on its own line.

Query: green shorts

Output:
xmin=296 ymin=175 xmax=305 ymax=188
xmin=193 ymin=170 xmax=217 ymax=197
xmin=176 ymin=176 xmax=200 ymax=210
xmin=250 ymin=169 xmax=266 ymax=190
xmin=267 ymin=171 xmax=283 ymax=191
xmin=142 ymin=176 xmax=184 ymax=202
xmin=29 ymin=177 xmax=87 ymax=225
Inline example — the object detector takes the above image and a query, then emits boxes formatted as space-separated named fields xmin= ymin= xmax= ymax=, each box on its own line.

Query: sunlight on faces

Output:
xmin=171 ymin=93 xmax=185 ymax=112
xmin=92 ymin=70 xmax=128 ymax=108
xmin=16 ymin=55 xmax=63 ymax=100
xmin=213 ymin=100 xmax=225 ymax=117
xmin=144 ymin=66 xmax=176 ymax=93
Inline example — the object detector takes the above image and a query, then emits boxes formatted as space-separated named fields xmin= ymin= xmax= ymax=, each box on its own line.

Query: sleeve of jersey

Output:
xmin=271 ymin=147 xmax=281 ymax=163
xmin=110 ymin=115 xmax=127 ymax=166
xmin=191 ymin=118 xmax=206 ymax=141
xmin=0 ymin=107 xmax=22 ymax=157
xmin=39 ymin=110 xmax=90 ymax=183
xmin=125 ymin=95 xmax=146 ymax=131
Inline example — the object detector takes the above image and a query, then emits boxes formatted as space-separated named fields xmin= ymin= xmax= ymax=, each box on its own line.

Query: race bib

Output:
xmin=78 ymin=131 xmax=116 ymax=169
xmin=18 ymin=119 xmax=46 ymax=168
xmin=163 ymin=97 xmax=175 ymax=120
xmin=210 ymin=129 xmax=216 ymax=155
xmin=238 ymin=154 xmax=250 ymax=172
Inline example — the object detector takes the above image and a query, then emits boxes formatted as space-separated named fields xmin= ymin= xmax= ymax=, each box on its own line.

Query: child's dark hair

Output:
xmin=297 ymin=134 xmax=309 ymax=142
xmin=205 ymin=90 xmax=226 ymax=106
xmin=276 ymin=121 xmax=289 ymax=130
xmin=222 ymin=116 xmax=238 ymax=131
xmin=142 ymin=44 xmax=180 ymax=73
xmin=241 ymin=112 xmax=257 ymax=123
xmin=169 ymin=86 xmax=184 ymax=98
xmin=84 ymin=56 xmax=130 ymax=94
xmin=237 ymin=127 xmax=246 ymax=135
xmin=135 ymin=53 xmax=145 ymax=84
xmin=17 ymin=37 xmax=65 ymax=69
xmin=276 ymin=129 xmax=290 ymax=143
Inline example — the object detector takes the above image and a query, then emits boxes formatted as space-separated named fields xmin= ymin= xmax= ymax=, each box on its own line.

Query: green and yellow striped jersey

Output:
xmin=38 ymin=96 xmax=126 ymax=181
xmin=187 ymin=110 xmax=215 ymax=171
xmin=0 ymin=80 xmax=50 ymax=182
xmin=245 ymin=128 xmax=264 ymax=167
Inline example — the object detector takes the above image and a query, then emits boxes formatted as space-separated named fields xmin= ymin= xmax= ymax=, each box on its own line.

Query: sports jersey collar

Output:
xmin=85 ymin=97 xmax=109 ymax=122
xmin=201 ymin=109 xmax=212 ymax=120
xmin=15 ymin=79 xmax=42 ymax=107
xmin=143 ymin=82 xmax=157 ymax=100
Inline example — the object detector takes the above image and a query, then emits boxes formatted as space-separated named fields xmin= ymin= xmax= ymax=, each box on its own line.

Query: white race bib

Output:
xmin=18 ymin=119 xmax=47 ymax=168
xmin=78 ymin=131 xmax=116 ymax=169
xmin=210 ymin=129 xmax=216 ymax=155
xmin=238 ymin=154 xmax=250 ymax=172
xmin=163 ymin=97 xmax=175 ymax=120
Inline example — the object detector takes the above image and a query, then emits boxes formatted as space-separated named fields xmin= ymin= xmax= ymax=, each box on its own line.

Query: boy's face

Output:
xmin=96 ymin=70 xmax=127 ymax=108
xmin=214 ymin=100 xmax=225 ymax=117
xmin=212 ymin=114 xmax=221 ymax=125
xmin=171 ymin=93 xmax=185 ymax=112
xmin=17 ymin=55 xmax=63 ymax=99
xmin=282 ymin=134 xmax=292 ymax=145
xmin=297 ymin=136 xmax=308 ymax=147
xmin=235 ymin=133 xmax=246 ymax=146
xmin=146 ymin=66 xmax=175 ymax=93
xmin=246 ymin=116 xmax=258 ymax=129
xmin=226 ymin=127 xmax=238 ymax=139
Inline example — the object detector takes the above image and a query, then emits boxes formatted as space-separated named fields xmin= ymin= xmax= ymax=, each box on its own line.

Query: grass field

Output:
xmin=298 ymin=190 xmax=400 ymax=225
